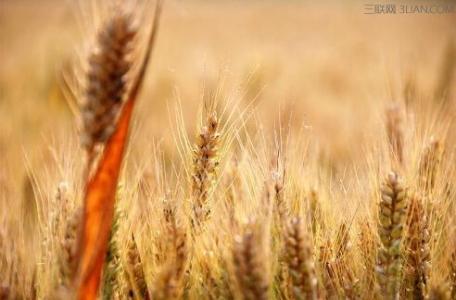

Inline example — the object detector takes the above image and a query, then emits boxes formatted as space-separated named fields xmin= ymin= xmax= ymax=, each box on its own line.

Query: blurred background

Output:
xmin=0 ymin=0 xmax=455 ymax=202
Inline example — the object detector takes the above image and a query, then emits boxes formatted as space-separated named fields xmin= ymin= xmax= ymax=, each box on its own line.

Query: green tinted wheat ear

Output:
xmin=404 ymin=195 xmax=430 ymax=299
xmin=376 ymin=171 xmax=407 ymax=299
xmin=283 ymin=217 xmax=318 ymax=300
xmin=80 ymin=13 xmax=136 ymax=173
xmin=191 ymin=111 xmax=220 ymax=225
xmin=233 ymin=221 xmax=269 ymax=300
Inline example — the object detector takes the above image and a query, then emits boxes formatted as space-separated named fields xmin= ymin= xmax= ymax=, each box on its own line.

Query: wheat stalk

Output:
xmin=101 ymin=205 xmax=122 ymax=300
xmin=308 ymin=189 xmax=324 ymax=236
xmin=358 ymin=221 xmax=377 ymax=295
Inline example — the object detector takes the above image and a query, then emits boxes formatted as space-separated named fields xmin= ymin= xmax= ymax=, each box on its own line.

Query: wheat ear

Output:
xmin=80 ymin=12 xmax=136 ymax=177
xmin=153 ymin=203 xmax=188 ymax=300
xmin=376 ymin=171 xmax=407 ymax=299
xmin=125 ymin=234 xmax=149 ymax=299
xmin=283 ymin=217 xmax=318 ymax=300
xmin=191 ymin=111 xmax=220 ymax=225
xmin=233 ymin=220 xmax=269 ymax=300
xmin=60 ymin=208 xmax=82 ymax=287
xmin=404 ymin=195 xmax=431 ymax=299
xmin=418 ymin=138 xmax=442 ymax=194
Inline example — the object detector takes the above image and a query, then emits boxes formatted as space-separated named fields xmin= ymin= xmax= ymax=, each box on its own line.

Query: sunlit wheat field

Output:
xmin=0 ymin=0 xmax=455 ymax=299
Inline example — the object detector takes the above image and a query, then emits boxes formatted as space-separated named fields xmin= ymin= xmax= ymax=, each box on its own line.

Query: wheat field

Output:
xmin=0 ymin=0 xmax=456 ymax=299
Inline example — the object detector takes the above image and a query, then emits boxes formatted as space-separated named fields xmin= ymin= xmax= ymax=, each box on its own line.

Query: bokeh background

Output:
xmin=1 ymin=0 xmax=455 ymax=210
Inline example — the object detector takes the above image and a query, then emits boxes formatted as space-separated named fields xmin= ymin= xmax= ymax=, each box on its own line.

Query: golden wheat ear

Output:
xmin=153 ymin=203 xmax=188 ymax=300
xmin=122 ymin=233 xmax=149 ymax=299
xmin=191 ymin=110 xmax=220 ymax=226
xmin=283 ymin=216 xmax=318 ymax=300
xmin=73 ymin=2 xmax=163 ymax=299
xmin=404 ymin=195 xmax=430 ymax=299
xmin=232 ymin=219 xmax=270 ymax=300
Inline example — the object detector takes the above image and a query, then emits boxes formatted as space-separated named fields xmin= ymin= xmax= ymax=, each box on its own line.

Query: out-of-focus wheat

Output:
xmin=385 ymin=104 xmax=405 ymax=167
xmin=283 ymin=216 xmax=318 ymax=300
xmin=80 ymin=12 xmax=136 ymax=176
xmin=191 ymin=111 xmax=220 ymax=225
xmin=153 ymin=203 xmax=188 ymax=300
xmin=0 ymin=1 xmax=455 ymax=299
xmin=232 ymin=220 xmax=269 ymax=300
xmin=404 ymin=195 xmax=430 ymax=299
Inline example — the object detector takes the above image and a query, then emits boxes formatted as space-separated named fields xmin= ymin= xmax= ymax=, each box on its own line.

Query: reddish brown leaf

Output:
xmin=75 ymin=97 xmax=135 ymax=299
xmin=74 ymin=2 xmax=162 ymax=299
